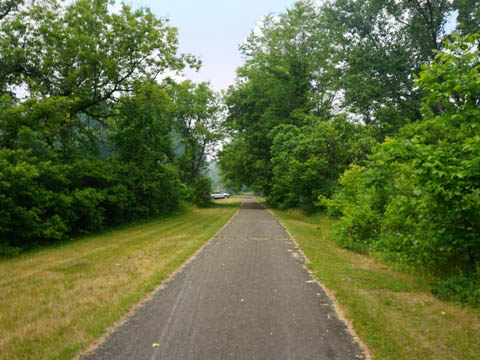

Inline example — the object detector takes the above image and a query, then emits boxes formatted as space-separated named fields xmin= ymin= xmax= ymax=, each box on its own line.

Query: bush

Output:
xmin=330 ymin=117 xmax=480 ymax=273
xmin=126 ymin=162 xmax=183 ymax=216
xmin=0 ymin=149 xmax=71 ymax=247
xmin=321 ymin=165 xmax=368 ymax=217
xmin=431 ymin=274 xmax=480 ymax=307
xmin=0 ymin=150 xmax=183 ymax=256
xmin=183 ymin=175 xmax=212 ymax=207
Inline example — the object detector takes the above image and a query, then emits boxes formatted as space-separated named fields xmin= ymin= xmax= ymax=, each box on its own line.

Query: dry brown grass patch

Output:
xmin=0 ymin=199 xmax=242 ymax=360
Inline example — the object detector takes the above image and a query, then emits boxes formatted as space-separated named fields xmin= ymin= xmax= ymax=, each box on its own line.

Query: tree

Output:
xmin=453 ymin=0 xmax=480 ymax=35
xmin=169 ymin=81 xmax=222 ymax=186
xmin=0 ymin=0 xmax=198 ymax=158
xmin=324 ymin=0 xmax=457 ymax=138
xmin=218 ymin=138 xmax=257 ymax=192
xmin=329 ymin=33 xmax=480 ymax=285
xmin=0 ymin=0 xmax=204 ymax=253
xmin=323 ymin=0 xmax=480 ymax=140
xmin=110 ymin=80 xmax=174 ymax=166
xmin=268 ymin=116 xmax=376 ymax=211
xmin=0 ymin=0 xmax=23 ymax=21
xmin=221 ymin=0 xmax=339 ymax=195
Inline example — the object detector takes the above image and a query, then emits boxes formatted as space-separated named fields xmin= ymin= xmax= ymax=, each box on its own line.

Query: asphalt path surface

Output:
xmin=82 ymin=197 xmax=365 ymax=360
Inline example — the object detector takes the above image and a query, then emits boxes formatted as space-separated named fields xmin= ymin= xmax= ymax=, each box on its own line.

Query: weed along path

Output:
xmin=82 ymin=197 xmax=365 ymax=360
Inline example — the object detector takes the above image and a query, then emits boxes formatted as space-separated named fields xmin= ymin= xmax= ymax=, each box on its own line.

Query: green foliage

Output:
xmin=324 ymin=0 xmax=480 ymax=140
xmin=0 ymin=0 xmax=197 ymax=159
xmin=0 ymin=149 xmax=183 ymax=255
xmin=0 ymin=0 xmax=220 ymax=256
xmin=328 ymin=33 xmax=480 ymax=302
xmin=322 ymin=165 xmax=366 ymax=217
xmin=168 ymin=81 xmax=222 ymax=186
xmin=220 ymin=1 xmax=339 ymax=195
xmin=0 ymin=0 xmax=22 ymax=21
xmin=431 ymin=274 xmax=480 ymax=307
xmin=268 ymin=116 xmax=376 ymax=211
xmin=183 ymin=175 xmax=213 ymax=208
xmin=110 ymin=80 xmax=174 ymax=165
xmin=220 ymin=0 xmax=480 ymax=197
xmin=454 ymin=0 xmax=480 ymax=35
xmin=324 ymin=0 xmax=426 ymax=135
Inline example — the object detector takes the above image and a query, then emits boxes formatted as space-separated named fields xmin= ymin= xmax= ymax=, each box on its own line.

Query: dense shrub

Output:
xmin=0 ymin=150 xmax=183 ymax=255
xmin=125 ymin=162 xmax=182 ymax=217
xmin=0 ymin=150 xmax=69 ymax=246
xmin=324 ymin=165 xmax=382 ymax=253
xmin=329 ymin=118 xmax=480 ymax=270
xmin=431 ymin=274 xmax=480 ymax=307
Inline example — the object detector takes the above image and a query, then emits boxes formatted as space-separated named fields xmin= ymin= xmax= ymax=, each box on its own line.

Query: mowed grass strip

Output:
xmin=0 ymin=197 xmax=241 ymax=360
xmin=271 ymin=209 xmax=480 ymax=360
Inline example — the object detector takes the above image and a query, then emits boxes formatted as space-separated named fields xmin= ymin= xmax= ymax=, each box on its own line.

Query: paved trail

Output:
xmin=82 ymin=197 xmax=365 ymax=360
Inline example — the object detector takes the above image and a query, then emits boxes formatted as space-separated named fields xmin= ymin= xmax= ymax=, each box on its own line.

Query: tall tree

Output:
xmin=0 ymin=0 xmax=23 ymax=21
xmin=221 ymin=0 xmax=338 ymax=194
xmin=110 ymin=79 xmax=174 ymax=166
xmin=0 ymin=0 xmax=198 ymax=158
xmin=325 ymin=0 xmax=479 ymax=138
xmin=454 ymin=0 xmax=480 ymax=35
xmin=169 ymin=80 xmax=222 ymax=185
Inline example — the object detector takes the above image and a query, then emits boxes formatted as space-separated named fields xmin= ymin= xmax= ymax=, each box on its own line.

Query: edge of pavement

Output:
xmin=76 ymin=197 xmax=244 ymax=359
xmin=256 ymin=197 xmax=372 ymax=360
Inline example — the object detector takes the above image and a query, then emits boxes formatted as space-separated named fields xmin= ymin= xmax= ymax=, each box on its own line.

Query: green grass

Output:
xmin=0 ymin=197 xmax=241 ymax=360
xmin=271 ymin=208 xmax=480 ymax=360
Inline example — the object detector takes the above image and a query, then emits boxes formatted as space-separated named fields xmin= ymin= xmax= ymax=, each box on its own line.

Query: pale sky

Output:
xmin=110 ymin=1 xmax=458 ymax=92
xmin=112 ymin=0 xmax=297 ymax=91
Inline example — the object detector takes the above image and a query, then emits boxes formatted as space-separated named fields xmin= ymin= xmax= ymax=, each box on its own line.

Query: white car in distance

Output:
xmin=210 ymin=192 xmax=230 ymax=200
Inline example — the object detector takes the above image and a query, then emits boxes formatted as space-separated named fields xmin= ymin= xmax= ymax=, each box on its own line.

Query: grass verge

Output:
xmin=271 ymin=208 xmax=480 ymax=360
xmin=0 ymin=197 xmax=241 ymax=360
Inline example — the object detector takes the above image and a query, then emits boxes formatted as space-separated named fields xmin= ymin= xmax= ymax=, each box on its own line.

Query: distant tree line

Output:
xmin=0 ymin=0 xmax=222 ymax=256
xmin=218 ymin=0 xmax=480 ymax=305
